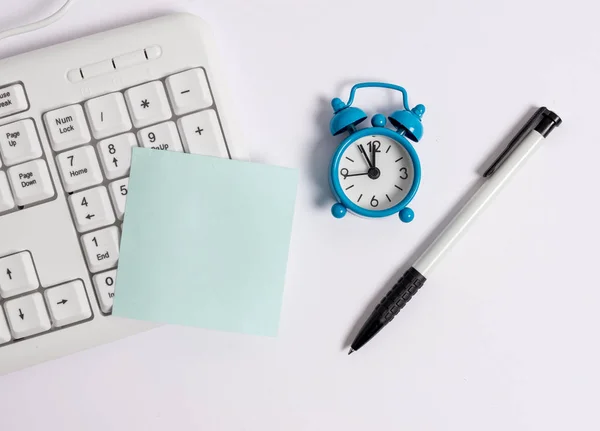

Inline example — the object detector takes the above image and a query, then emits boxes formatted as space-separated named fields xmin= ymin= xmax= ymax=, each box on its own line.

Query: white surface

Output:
xmin=415 ymin=130 xmax=545 ymax=275
xmin=0 ymin=0 xmax=599 ymax=430
xmin=0 ymin=0 xmax=74 ymax=42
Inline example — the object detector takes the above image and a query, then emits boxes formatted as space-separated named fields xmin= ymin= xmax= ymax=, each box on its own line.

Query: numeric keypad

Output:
xmin=39 ymin=69 xmax=230 ymax=311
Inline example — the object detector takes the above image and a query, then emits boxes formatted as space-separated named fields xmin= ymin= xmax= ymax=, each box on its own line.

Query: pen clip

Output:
xmin=483 ymin=107 xmax=549 ymax=178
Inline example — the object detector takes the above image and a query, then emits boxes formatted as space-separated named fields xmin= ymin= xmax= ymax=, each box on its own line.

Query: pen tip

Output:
xmin=348 ymin=349 xmax=354 ymax=355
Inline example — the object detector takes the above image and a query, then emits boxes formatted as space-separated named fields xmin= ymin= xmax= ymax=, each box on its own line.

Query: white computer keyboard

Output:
xmin=0 ymin=13 xmax=246 ymax=375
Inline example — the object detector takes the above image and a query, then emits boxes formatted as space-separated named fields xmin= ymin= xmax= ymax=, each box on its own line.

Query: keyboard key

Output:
xmin=68 ymin=186 xmax=115 ymax=232
xmin=166 ymin=68 xmax=213 ymax=115
xmin=44 ymin=104 xmax=91 ymax=151
xmin=138 ymin=121 xmax=183 ymax=152
xmin=177 ymin=109 xmax=228 ymax=158
xmin=7 ymin=159 xmax=55 ymax=206
xmin=98 ymin=133 xmax=137 ymax=180
xmin=0 ymin=171 xmax=15 ymax=213
xmin=0 ymin=307 xmax=11 ymax=344
xmin=124 ymin=81 xmax=172 ymax=128
xmin=81 ymin=226 xmax=120 ymax=273
xmin=0 ymin=84 xmax=29 ymax=118
xmin=0 ymin=251 xmax=39 ymax=298
xmin=56 ymin=145 xmax=103 ymax=192
xmin=108 ymin=178 xmax=128 ymax=220
xmin=4 ymin=293 xmax=51 ymax=339
xmin=92 ymin=270 xmax=116 ymax=313
xmin=0 ymin=119 xmax=42 ymax=166
xmin=44 ymin=280 xmax=91 ymax=327
xmin=84 ymin=92 xmax=132 ymax=139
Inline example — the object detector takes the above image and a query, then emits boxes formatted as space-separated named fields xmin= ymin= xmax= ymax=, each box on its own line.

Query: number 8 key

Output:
xmin=97 ymin=133 xmax=138 ymax=180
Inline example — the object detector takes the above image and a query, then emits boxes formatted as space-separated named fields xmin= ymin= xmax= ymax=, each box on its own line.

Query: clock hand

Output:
xmin=371 ymin=142 xmax=377 ymax=168
xmin=358 ymin=145 xmax=374 ymax=168
xmin=344 ymin=172 xmax=370 ymax=177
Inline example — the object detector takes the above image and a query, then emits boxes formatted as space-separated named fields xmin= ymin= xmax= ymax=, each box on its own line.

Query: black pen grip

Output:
xmin=350 ymin=267 xmax=427 ymax=352
xmin=376 ymin=267 xmax=426 ymax=325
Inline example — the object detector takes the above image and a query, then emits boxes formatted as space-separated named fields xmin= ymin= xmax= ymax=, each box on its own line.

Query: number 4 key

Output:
xmin=68 ymin=186 xmax=116 ymax=232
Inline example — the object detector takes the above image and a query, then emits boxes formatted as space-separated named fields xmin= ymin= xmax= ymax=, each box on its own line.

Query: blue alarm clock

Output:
xmin=328 ymin=82 xmax=426 ymax=222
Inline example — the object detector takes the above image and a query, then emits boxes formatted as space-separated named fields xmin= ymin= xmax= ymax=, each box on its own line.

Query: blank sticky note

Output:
xmin=112 ymin=148 xmax=298 ymax=337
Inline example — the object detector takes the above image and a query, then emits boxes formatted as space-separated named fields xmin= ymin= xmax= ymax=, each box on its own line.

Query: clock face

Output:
xmin=336 ymin=134 xmax=414 ymax=211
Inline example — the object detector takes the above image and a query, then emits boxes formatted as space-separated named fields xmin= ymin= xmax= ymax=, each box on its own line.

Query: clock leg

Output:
xmin=399 ymin=207 xmax=414 ymax=223
xmin=331 ymin=203 xmax=347 ymax=219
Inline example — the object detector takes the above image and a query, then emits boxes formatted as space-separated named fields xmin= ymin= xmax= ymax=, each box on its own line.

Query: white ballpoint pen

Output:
xmin=350 ymin=107 xmax=562 ymax=354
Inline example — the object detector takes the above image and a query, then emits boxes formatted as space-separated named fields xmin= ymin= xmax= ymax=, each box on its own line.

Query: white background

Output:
xmin=1 ymin=0 xmax=599 ymax=430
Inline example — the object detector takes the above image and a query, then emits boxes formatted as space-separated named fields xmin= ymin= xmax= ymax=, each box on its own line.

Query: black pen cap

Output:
xmin=534 ymin=109 xmax=562 ymax=138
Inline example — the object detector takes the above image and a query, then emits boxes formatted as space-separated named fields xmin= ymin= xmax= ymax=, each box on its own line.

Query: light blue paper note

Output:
xmin=112 ymin=148 xmax=298 ymax=337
